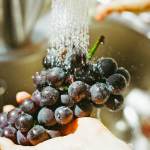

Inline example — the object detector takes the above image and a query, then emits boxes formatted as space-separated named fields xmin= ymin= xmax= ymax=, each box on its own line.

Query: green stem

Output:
xmin=87 ymin=35 xmax=105 ymax=60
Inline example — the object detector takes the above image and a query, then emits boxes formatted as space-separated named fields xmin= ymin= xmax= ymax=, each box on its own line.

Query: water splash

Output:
xmin=48 ymin=0 xmax=92 ymax=54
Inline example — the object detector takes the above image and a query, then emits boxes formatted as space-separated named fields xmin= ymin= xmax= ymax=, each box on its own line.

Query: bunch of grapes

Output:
xmin=0 ymin=38 xmax=130 ymax=146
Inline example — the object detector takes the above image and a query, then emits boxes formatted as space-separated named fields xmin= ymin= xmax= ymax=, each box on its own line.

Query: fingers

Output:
xmin=16 ymin=91 xmax=31 ymax=104
xmin=0 ymin=137 xmax=32 ymax=150
xmin=3 ymin=105 xmax=15 ymax=113
xmin=36 ymin=117 xmax=131 ymax=150
xmin=96 ymin=0 xmax=150 ymax=21
xmin=0 ymin=118 xmax=131 ymax=150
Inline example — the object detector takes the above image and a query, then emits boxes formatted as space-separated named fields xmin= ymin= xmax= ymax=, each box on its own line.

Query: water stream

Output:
xmin=48 ymin=0 xmax=93 ymax=54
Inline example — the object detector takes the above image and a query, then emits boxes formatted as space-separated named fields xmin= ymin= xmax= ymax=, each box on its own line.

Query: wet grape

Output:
xmin=47 ymin=67 xmax=66 ymax=87
xmin=97 ymin=57 xmax=118 ymax=78
xmin=107 ymin=74 xmax=127 ymax=94
xmin=41 ymin=86 xmax=59 ymax=106
xmin=17 ymin=130 xmax=31 ymax=146
xmin=105 ymin=94 xmax=124 ymax=111
xmin=15 ymin=113 xmax=33 ymax=133
xmin=38 ymin=107 xmax=56 ymax=127
xmin=20 ymin=99 xmax=37 ymax=115
xmin=55 ymin=106 xmax=73 ymax=125
xmin=74 ymin=100 xmax=93 ymax=117
xmin=32 ymin=70 xmax=48 ymax=91
xmin=31 ymin=90 xmax=42 ymax=107
xmin=61 ymin=94 xmax=74 ymax=107
xmin=68 ymin=81 xmax=89 ymax=102
xmin=7 ymin=108 xmax=23 ymax=126
xmin=27 ymin=125 xmax=49 ymax=146
xmin=116 ymin=67 xmax=131 ymax=84
xmin=90 ymin=83 xmax=110 ymax=105
xmin=3 ymin=126 xmax=17 ymax=143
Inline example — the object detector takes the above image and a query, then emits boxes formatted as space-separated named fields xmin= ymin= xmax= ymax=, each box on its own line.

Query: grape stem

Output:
xmin=87 ymin=35 xmax=105 ymax=60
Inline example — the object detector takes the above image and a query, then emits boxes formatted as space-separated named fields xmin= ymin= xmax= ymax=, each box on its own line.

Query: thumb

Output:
xmin=37 ymin=117 xmax=131 ymax=150
xmin=0 ymin=117 xmax=131 ymax=150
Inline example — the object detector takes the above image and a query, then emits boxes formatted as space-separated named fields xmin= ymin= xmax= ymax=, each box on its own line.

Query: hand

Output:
xmin=0 ymin=117 xmax=131 ymax=150
xmin=96 ymin=0 xmax=150 ymax=20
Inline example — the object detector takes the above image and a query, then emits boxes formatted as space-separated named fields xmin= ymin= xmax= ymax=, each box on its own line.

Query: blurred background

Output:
xmin=0 ymin=0 xmax=150 ymax=149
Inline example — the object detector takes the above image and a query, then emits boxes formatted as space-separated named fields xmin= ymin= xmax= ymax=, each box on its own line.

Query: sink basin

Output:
xmin=89 ymin=18 xmax=150 ymax=145
xmin=90 ymin=18 xmax=150 ymax=91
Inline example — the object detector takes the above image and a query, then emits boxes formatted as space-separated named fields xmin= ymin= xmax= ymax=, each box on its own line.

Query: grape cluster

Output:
xmin=0 ymin=49 xmax=130 ymax=146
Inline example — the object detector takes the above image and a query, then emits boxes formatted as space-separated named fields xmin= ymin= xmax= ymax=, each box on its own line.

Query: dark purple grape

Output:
xmin=0 ymin=128 xmax=3 ymax=137
xmin=64 ymin=51 xmax=86 ymax=71
xmin=0 ymin=113 xmax=8 ymax=128
xmin=105 ymin=95 xmax=124 ymax=111
xmin=75 ymin=63 xmax=101 ymax=85
xmin=41 ymin=86 xmax=59 ymax=106
xmin=74 ymin=100 xmax=93 ymax=117
xmin=43 ymin=55 xmax=52 ymax=69
xmin=15 ymin=113 xmax=33 ymax=133
xmin=61 ymin=94 xmax=74 ymax=107
xmin=55 ymin=106 xmax=73 ymax=125
xmin=90 ymin=83 xmax=110 ymax=105
xmin=47 ymin=67 xmax=65 ymax=87
xmin=3 ymin=126 xmax=17 ymax=143
xmin=116 ymin=67 xmax=131 ymax=84
xmin=47 ymin=130 xmax=61 ymax=138
xmin=68 ymin=81 xmax=89 ymax=103
xmin=27 ymin=125 xmax=49 ymax=146
xmin=97 ymin=57 xmax=118 ymax=78
xmin=17 ymin=130 xmax=31 ymax=146
xmin=7 ymin=108 xmax=23 ymax=126
xmin=20 ymin=99 xmax=37 ymax=115
xmin=32 ymin=70 xmax=48 ymax=91
xmin=31 ymin=90 xmax=42 ymax=107
xmin=106 ymin=74 xmax=127 ymax=94
xmin=38 ymin=107 xmax=56 ymax=127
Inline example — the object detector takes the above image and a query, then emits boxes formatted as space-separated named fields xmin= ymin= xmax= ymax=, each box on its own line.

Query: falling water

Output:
xmin=48 ymin=0 xmax=93 ymax=55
